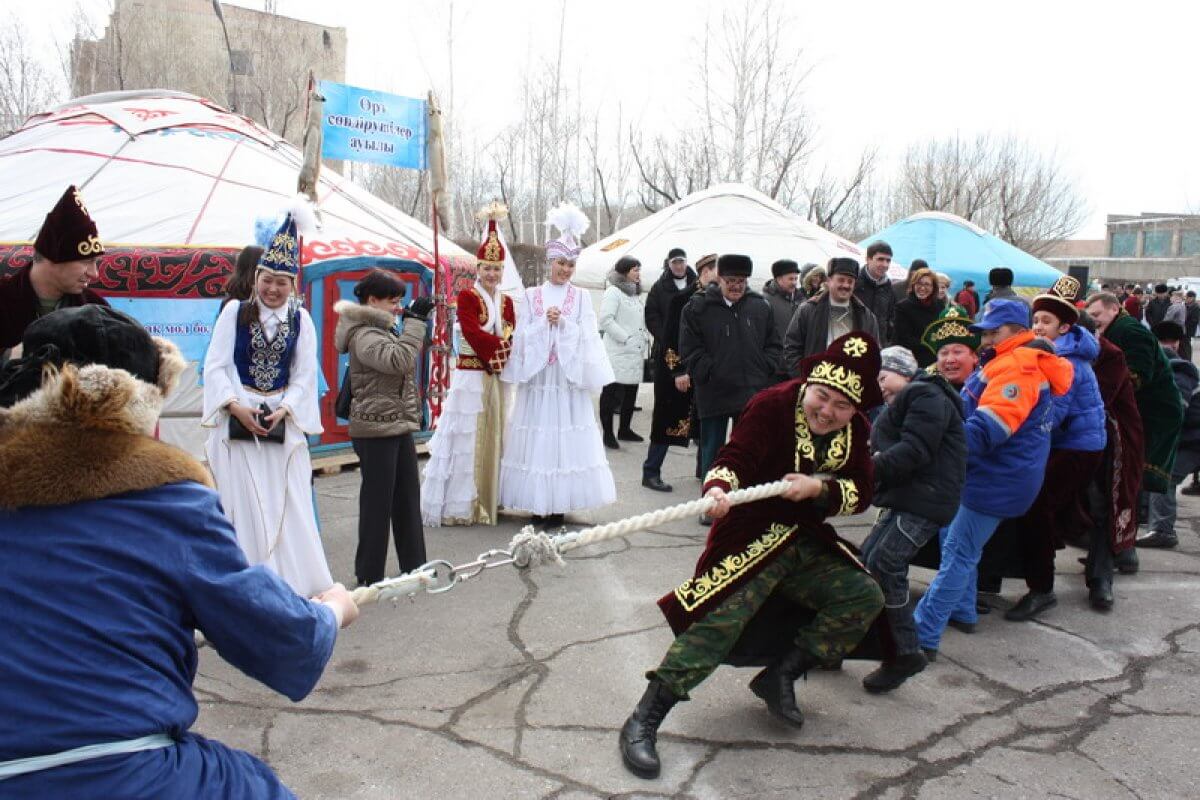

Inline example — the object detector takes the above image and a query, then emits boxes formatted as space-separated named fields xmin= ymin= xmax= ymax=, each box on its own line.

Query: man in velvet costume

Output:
xmin=619 ymin=332 xmax=887 ymax=780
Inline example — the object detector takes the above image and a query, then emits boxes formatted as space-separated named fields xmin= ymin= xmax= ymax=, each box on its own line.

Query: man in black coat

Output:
xmin=643 ymin=254 xmax=712 ymax=492
xmin=981 ymin=267 xmax=1030 ymax=319
xmin=762 ymin=259 xmax=802 ymax=380
xmin=1144 ymin=283 xmax=1171 ymax=329
xmin=860 ymin=345 xmax=966 ymax=692
xmin=680 ymin=254 xmax=780 ymax=498
xmin=855 ymin=241 xmax=898 ymax=345
xmin=645 ymin=247 xmax=696 ymax=352
xmin=0 ymin=185 xmax=109 ymax=351
xmin=783 ymin=257 xmax=880 ymax=376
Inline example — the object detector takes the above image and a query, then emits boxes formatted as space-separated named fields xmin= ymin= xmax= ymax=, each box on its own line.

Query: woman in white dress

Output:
xmin=421 ymin=212 xmax=516 ymax=526
xmin=500 ymin=203 xmax=616 ymax=530
xmin=201 ymin=213 xmax=333 ymax=597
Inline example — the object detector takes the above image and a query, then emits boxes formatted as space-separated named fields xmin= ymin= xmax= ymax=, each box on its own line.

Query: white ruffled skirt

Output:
xmin=499 ymin=362 xmax=616 ymax=515
xmin=421 ymin=369 xmax=506 ymax=526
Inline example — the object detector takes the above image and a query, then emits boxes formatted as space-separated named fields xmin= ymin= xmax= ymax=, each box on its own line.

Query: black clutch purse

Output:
xmin=229 ymin=401 xmax=285 ymax=444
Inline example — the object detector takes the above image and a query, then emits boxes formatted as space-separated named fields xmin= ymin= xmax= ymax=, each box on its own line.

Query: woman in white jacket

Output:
xmin=598 ymin=256 xmax=648 ymax=448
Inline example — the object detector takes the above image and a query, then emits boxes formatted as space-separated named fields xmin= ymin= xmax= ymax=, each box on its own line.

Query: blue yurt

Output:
xmin=860 ymin=211 xmax=1064 ymax=291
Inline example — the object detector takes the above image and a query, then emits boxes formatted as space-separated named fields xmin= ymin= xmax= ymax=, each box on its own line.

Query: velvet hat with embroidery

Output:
xmin=1032 ymin=274 xmax=1082 ymax=326
xmin=33 ymin=185 xmax=104 ymax=263
xmin=921 ymin=306 xmax=981 ymax=355
xmin=475 ymin=201 xmax=508 ymax=268
xmin=798 ymin=331 xmax=883 ymax=410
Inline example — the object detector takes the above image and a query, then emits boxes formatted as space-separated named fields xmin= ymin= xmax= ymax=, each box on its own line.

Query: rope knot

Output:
xmin=509 ymin=526 xmax=565 ymax=569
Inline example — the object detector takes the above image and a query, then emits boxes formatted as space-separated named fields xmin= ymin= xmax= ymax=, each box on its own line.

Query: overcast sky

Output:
xmin=11 ymin=0 xmax=1200 ymax=239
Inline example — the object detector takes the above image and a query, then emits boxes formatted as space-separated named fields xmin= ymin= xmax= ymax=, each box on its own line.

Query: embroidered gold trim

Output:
xmin=794 ymin=390 xmax=816 ymax=470
xmin=674 ymin=523 xmax=797 ymax=612
xmin=457 ymin=355 xmax=485 ymax=371
xmin=705 ymin=465 xmax=740 ymax=490
xmin=821 ymin=424 xmax=851 ymax=472
xmin=843 ymin=336 xmax=868 ymax=357
xmin=664 ymin=348 xmax=682 ymax=370
xmin=665 ymin=417 xmax=691 ymax=437
xmin=806 ymin=361 xmax=863 ymax=404
xmin=835 ymin=478 xmax=860 ymax=516
xmin=795 ymin=385 xmax=852 ymax=471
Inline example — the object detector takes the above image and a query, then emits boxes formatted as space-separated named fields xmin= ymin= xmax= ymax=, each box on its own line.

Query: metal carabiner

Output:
xmin=421 ymin=560 xmax=459 ymax=594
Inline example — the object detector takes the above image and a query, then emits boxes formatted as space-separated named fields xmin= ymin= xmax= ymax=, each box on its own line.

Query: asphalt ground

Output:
xmin=195 ymin=395 xmax=1200 ymax=799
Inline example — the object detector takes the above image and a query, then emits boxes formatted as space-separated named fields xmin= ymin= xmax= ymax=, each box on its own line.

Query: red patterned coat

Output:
xmin=455 ymin=287 xmax=515 ymax=374
xmin=657 ymin=378 xmax=890 ymax=663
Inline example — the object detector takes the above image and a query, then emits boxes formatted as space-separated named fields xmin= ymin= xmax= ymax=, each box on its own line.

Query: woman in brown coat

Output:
xmin=334 ymin=270 xmax=433 ymax=585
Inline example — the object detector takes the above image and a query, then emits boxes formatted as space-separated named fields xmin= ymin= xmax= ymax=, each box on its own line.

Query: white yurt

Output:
xmin=575 ymin=183 xmax=903 ymax=290
xmin=0 ymin=90 xmax=471 ymax=458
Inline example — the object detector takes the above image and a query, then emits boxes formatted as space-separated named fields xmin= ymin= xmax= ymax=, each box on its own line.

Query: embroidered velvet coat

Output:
xmin=657 ymin=378 xmax=885 ymax=662
xmin=456 ymin=287 xmax=515 ymax=373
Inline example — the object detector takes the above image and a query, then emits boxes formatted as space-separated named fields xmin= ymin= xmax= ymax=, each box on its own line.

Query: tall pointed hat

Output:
xmin=257 ymin=214 xmax=301 ymax=278
xmin=544 ymin=202 xmax=589 ymax=262
xmin=475 ymin=201 xmax=509 ymax=267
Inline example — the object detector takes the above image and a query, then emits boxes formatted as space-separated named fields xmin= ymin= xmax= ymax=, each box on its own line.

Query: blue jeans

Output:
xmin=699 ymin=414 xmax=737 ymax=481
xmin=861 ymin=509 xmax=941 ymax=656
xmin=642 ymin=441 xmax=670 ymax=479
xmin=1147 ymin=448 xmax=1200 ymax=537
xmin=914 ymin=506 xmax=1002 ymax=651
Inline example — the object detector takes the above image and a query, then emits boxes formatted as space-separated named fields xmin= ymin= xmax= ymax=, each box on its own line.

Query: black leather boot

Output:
xmin=618 ymin=408 xmax=644 ymax=442
xmin=600 ymin=414 xmax=619 ymax=449
xmin=748 ymin=648 xmax=814 ymax=727
xmin=619 ymin=678 xmax=679 ymax=779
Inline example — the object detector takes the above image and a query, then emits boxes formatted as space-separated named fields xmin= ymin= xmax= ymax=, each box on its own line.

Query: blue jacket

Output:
xmin=960 ymin=331 xmax=1074 ymax=517
xmin=1049 ymin=326 xmax=1107 ymax=452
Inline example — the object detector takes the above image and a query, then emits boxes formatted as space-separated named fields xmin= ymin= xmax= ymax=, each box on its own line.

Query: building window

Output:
xmin=1182 ymin=231 xmax=1200 ymax=257
xmin=1143 ymin=230 xmax=1172 ymax=257
xmin=230 ymin=50 xmax=254 ymax=76
xmin=1110 ymin=231 xmax=1136 ymax=258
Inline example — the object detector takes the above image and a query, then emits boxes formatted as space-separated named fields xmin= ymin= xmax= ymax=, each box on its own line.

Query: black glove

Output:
xmin=406 ymin=296 xmax=435 ymax=321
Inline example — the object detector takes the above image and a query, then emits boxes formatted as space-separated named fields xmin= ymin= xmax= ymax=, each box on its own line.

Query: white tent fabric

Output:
xmin=0 ymin=90 xmax=470 ymax=459
xmin=575 ymin=183 xmax=899 ymax=290
xmin=0 ymin=90 xmax=470 ymax=263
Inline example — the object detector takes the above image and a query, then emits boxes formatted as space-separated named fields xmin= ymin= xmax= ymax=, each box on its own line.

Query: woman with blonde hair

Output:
xmin=893 ymin=267 xmax=943 ymax=368
xmin=800 ymin=265 xmax=827 ymax=299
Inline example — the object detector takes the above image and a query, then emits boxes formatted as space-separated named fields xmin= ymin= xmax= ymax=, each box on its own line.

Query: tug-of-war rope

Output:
xmin=350 ymin=479 xmax=794 ymax=608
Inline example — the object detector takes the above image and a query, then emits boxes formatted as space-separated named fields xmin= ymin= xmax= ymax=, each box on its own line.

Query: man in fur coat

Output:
xmin=0 ymin=305 xmax=358 ymax=797
xmin=619 ymin=332 xmax=887 ymax=780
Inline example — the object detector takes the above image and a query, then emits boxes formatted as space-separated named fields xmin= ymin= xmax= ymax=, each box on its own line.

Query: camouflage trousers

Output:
xmin=651 ymin=535 xmax=883 ymax=699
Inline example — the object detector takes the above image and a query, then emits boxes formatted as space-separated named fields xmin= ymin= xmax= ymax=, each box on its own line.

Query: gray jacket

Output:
xmin=762 ymin=279 xmax=802 ymax=364
xmin=334 ymin=300 xmax=426 ymax=438
xmin=783 ymin=293 xmax=880 ymax=377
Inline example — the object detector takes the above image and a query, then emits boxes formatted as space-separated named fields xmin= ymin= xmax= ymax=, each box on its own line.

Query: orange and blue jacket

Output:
xmin=959 ymin=330 xmax=1074 ymax=517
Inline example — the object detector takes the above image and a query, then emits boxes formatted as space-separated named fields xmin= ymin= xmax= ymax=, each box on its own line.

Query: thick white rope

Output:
xmin=509 ymin=479 xmax=794 ymax=568
xmin=349 ymin=478 xmax=795 ymax=607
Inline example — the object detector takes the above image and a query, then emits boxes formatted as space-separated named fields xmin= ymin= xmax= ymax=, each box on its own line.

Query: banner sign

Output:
xmin=319 ymin=81 xmax=427 ymax=169
xmin=106 ymin=298 xmax=223 ymax=362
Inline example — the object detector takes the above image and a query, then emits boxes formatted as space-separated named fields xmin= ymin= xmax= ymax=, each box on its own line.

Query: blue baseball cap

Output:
xmin=969 ymin=298 xmax=1030 ymax=332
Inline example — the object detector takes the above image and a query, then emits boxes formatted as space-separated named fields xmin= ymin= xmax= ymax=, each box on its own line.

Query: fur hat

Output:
xmin=988 ymin=267 xmax=1014 ymax=287
xmin=34 ymin=185 xmax=104 ymax=263
xmin=771 ymin=259 xmax=800 ymax=278
xmin=0 ymin=305 xmax=184 ymax=408
xmin=717 ymin=254 xmax=753 ymax=277
xmin=828 ymin=257 xmax=860 ymax=279
xmin=1154 ymin=321 xmax=1186 ymax=343
xmin=798 ymin=332 xmax=883 ymax=410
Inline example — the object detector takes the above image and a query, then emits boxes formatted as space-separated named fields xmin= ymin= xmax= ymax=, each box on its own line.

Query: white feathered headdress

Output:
xmin=544 ymin=202 xmax=589 ymax=262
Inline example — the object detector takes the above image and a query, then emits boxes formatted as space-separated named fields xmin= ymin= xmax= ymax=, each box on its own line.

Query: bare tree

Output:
xmin=0 ymin=15 xmax=62 ymax=132
xmin=802 ymin=148 xmax=879 ymax=239
xmin=889 ymin=134 xmax=1087 ymax=253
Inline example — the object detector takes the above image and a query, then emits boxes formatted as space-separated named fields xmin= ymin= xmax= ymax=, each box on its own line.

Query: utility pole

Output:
xmin=211 ymin=1 xmax=238 ymax=112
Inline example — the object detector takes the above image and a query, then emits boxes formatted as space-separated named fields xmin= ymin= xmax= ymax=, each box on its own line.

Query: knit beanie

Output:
xmin=879 ymin=345 xmax=920 ymax=378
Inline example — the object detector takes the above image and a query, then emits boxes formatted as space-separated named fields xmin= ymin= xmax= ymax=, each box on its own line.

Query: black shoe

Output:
xmin=1004 ymin=591 xmax=1058 ymax=621
xmin=603 ymin=431 xmax=619 ymax=449
xmin=1115 ymin=548 xmax=1139 ymax=574
xmin=618 ymin=428 xmax=645 ymax=442
xmin=530 ymin=514 xmax=544 ymax=528
xmin=642 ymin=476 xmax=673 ymax=492
xmin=862 ymin=652 xmax=928 ymax=694
xmin=540 ymin=513 xmax=565 ymax=531
xmin=619 ymin=679 xmax=679 ymax=779
xmin=921 ymin=647 xmax=938 ymax=663
xmin=975 ymin=599 xmax=991 ymax=615
xmin=1136 ymin=530 xmax=1179 ymax=549
xmin=1181 ymin=483 xmax=1200 ymax=497
xmin=1089 ymin=578 xmax=1114 ymax=612
xmin=947 ymin=617 xmax=977 ymax=634
xmin=748 ymin=648 xmax=813 ymax=728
